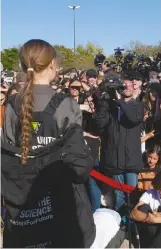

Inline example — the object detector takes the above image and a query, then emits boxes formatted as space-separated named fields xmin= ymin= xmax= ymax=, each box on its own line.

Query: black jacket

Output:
xmin=1 ymin=124 xmax=95 ymax=248
xmin=94 ymin=97 xmax=144 ymax=175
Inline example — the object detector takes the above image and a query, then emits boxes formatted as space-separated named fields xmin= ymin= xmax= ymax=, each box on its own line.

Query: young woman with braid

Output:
xmin=1 ymin=39 xmax=121 ymax=248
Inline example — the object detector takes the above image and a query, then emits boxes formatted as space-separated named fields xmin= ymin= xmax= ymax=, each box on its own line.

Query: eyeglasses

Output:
xmin=70 ymin=86 xmax=81 ymax=91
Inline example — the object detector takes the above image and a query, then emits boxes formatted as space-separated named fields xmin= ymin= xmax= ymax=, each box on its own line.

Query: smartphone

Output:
xmin=137 ymin=204 xmax=153 ymax=214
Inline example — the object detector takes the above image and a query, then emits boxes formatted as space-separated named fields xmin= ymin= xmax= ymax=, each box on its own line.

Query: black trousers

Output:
xmin=137 ymin=223 xmax=161 ymax=248
xmin=136 ymin=204 xmax=161 ymax=248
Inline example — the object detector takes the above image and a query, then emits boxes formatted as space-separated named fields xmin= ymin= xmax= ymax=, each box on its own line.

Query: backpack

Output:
xmin=8 ymin=92 xmax=66 ymax=149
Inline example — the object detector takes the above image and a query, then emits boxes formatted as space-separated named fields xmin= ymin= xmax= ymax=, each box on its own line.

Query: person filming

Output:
xmin=94 ymin=72 xmax=144 ymax=217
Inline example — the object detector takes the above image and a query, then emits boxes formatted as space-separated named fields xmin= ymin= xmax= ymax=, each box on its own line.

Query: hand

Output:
xmin=146 ymin=213 xmax=160 ymax=224
xmin=83 ymin=132 xmax=99 ymax=139
xmin=153 ymin=211 xmax=161 ymax=217
xmin=89 ymin=102 xmax=95 ymax=113
xmin=0 ymin=86 xmax=8 ymax=92
xmin=148 ymin=130 xmax=155 ymax=138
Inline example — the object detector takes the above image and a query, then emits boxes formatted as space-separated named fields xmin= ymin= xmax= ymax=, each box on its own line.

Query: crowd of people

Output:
xmin=1 ymin=39 xmax=161 ymax=248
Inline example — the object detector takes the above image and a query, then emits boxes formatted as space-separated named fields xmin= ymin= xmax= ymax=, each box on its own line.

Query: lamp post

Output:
xmin=68 ymin=5 xmax=80 ymax=53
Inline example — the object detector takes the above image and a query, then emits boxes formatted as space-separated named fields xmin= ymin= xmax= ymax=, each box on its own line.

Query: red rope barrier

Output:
xmin=90 ymin=169 xmax=136 ymax=194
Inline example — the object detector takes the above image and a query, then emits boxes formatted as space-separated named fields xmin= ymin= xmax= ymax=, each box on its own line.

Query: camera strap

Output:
xmin=117 ymin=106 xmax=121 ymax=122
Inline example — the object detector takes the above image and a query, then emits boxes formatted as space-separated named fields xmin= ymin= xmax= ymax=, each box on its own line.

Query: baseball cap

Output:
xmin=86 ymin=69 xmax=98 ymax=78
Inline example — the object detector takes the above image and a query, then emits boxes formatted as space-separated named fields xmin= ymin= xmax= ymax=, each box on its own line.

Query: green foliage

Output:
xmin=1 ymin=41 xmax=161 ymax=71
xmin=54 ymin=42 xmax=104 ymax=69
xmin=124 ymin=40 xmax=161 ymax=56
xmin=1 ymin=47 xmax=19 ymax=70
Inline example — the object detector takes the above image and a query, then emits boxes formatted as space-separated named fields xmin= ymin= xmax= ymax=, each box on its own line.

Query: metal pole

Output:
xmin=68 ymin=5 xmax=80 ymax=54
xmin=73 ymin=8 xmax=76 ymax=54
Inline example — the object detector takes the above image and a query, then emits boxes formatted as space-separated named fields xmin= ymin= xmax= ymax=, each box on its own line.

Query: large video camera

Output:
xmin=114 ymin=47 xmax=124 ymax=61
xmin=94 ymin=53 xmax=106 ymax=70
xmin=156 ymin=52 xmax=161 ymax=71
xmin=100 ymin=76 xmax=126 ymax=94
xmin=122 ymin=51 xmax=136 ymax=70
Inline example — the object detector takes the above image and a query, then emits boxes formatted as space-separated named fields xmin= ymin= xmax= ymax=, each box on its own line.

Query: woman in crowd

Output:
xmin=131 ymin=172 xmax=161 ymax=248
xmin=138 ymin=145 xmax=161 ymax=191
xmin=1 ymin=39 xmax=121 ymax=248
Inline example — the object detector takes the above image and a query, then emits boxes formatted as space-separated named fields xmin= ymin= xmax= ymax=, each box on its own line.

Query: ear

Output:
xmin=139 ymin=81 xmax=142 ymax=87
xmin=49 ymin=59 xmax=56 ymax=71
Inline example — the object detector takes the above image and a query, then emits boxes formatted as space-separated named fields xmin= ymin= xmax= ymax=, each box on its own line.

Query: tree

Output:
xmin=1 ymin=41 xmax=160 ymax=71
xmin=125 ymin=40 xmax=161 ymax=56
xmin=1 ymin=47 xmax=19 ymax=70
xmin=54 ymin=42 xmax=104 ymax=69
xmin=54 ymin=45 xmax=75 ymax=68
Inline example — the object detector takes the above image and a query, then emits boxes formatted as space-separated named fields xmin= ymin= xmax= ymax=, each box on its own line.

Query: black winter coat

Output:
xmin=1 ymin=124 xmax=95 ymax=248
xmin=94 ymin=98 xmax=144 ymax=175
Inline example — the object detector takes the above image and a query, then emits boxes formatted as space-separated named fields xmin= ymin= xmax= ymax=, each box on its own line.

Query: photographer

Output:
xmin=86 ymin=69 xmax=98 ymax=89
xmin=143 ymin=83 xmax=161 ymax=148
xmin=102 ymin=61 xmax=113 ymax=75
xmin=0 ymin=85 xmax=8 ymax=131
xmin=158 ymin=72 xmax=161 ymax=84
xmin=131 ymin=71 xmax=143 ymax=101
xmin=94 ymin=73 xmax=144 ymax=215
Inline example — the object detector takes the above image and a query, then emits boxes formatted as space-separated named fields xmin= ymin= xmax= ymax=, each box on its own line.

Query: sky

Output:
xmin=1 ymin=0 xmax=161 ymax=55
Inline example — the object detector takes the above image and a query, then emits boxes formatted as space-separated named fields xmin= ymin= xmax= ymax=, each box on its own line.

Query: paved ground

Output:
xmin=120 ymin=239 xmax=135 ymax=248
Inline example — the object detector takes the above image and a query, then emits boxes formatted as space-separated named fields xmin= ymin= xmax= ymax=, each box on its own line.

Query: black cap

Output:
xmin=130 ymin=71 xmax=143 ymax=80
xmin=86 ymin=69 xmax=98 ymax=78
xmin=122 ymin=70 xmax=143 ymax=81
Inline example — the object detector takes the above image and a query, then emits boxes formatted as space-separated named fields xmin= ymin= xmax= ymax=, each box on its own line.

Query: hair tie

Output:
xmin=27 ymin=68 xmax=34 ymax=72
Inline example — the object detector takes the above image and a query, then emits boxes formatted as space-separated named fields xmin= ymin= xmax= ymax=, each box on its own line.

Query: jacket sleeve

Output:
xmin=116 ymin=99 xmax=144 ymax=125
xmin=94 ymin=98 xmax=110 ymax=130
xmin=54 ymin=97 xmax=82 ymax=136
xmin=1 ymin=103 xmax=17 ymax=145
xmin=61 ymin=125 xmax=94 ymax=183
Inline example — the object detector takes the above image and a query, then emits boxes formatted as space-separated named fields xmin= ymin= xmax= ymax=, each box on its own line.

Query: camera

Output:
xmin=100 ymin=76 xmax=126 ymax=93
xmin=114 ymin=47 xmax=124 ymax=61
xmin=94 ymin=53 xmax=106 ymax=70
xmin=124 ymin=51 xmax=135 ymax=63
xmin=122 ymin=51 xmax=136 ymax=70
xmin=156 ymin=52 xmax=161 ymax=71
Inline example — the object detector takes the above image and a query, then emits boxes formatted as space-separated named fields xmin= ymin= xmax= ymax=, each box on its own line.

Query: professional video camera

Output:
xmin=136 ymin=54 xmax=152 ymax=80
xmin=156 ymin=52 xmax=161 ymax=71
xmin=122 ymin=51 xmax=136 ymax=70
xmin=100 ymin=76 xmax=126 ymax=94
xmin=113 ymin=47 xmax=124 ymax=72
xmin=114 ymin=47 xmax=124 ymax=61
xmin=94 ymin=53 xmax=106 ymax=70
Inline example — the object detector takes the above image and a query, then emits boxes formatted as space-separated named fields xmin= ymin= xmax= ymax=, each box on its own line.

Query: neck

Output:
xmin=33 ymin=72 xmax=51 ymax=85
xmin=73 ymin=96 xmax=78 ymax=102
xmin=33 ymin=80 xmax=50 ymax=85
xmin=122 ymin=96 xmax=132 ymax=102
xmin=133 ymin=89 xmax=141 ymax=99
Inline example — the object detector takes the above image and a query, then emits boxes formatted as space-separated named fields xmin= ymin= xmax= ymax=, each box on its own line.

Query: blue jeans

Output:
xmin=113 ymin=173 xmax=138 ymax=215
xmin=88 ymin=176 xmax=101 ymax=213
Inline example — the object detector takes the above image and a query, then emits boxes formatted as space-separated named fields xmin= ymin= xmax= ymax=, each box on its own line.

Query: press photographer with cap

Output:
xmin=102 ymin=61 xmax=113 ymax=75
xmin=94 ymin=72 xmax=144 ymax=216
xmin=131 ymin=71 xmax=143 ymax=101
xmin=86 ymin=69 xmax=98 ymax=88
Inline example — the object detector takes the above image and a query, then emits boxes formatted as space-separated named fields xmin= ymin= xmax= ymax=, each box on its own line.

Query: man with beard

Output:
xmin=94 ymin=72 xmax=144 ymax=217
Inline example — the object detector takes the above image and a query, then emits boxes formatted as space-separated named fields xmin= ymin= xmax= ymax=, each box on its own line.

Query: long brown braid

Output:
xmin=19 ymin=39 xmax=57 ymax=164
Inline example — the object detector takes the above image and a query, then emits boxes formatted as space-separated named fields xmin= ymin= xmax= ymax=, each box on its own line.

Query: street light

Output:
xmin=68 ymin=5 xmax=80 ymax=53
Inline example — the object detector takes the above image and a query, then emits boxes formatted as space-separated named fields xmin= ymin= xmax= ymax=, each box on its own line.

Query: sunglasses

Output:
xmin=70 ymin=86 xmax=81 ymax=91
xmin=88 ymin=76 xmax=97 ymax=79
xmin=132 ymin=78 xmax=141 ymax=81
